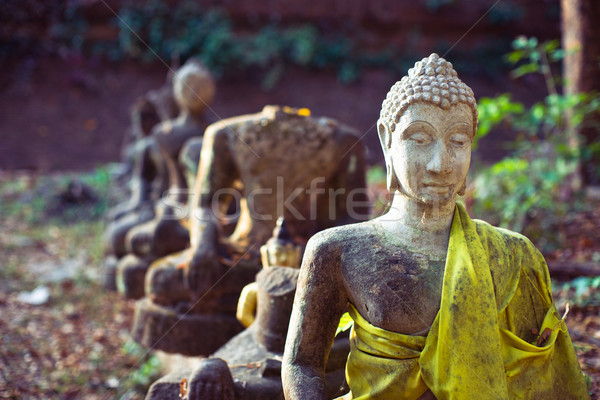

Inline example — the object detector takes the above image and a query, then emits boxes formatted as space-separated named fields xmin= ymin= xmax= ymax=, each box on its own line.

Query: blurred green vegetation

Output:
xmin=113 ymin=0 xmax=414 ymax=85
xmin=119 ymin=339 xmax=163 ymax=397
xmin=555 ymin=275 xmax=600 ymax=309
xmin=41 ymin=0 xmax=403 ymax=85
xmin=0 ymin=167 xmax=112 ymax=225
xmin=470 ymin=36 xmax=600 ymax=251
xmin=11 ymin=0 xmax=510 ymax=87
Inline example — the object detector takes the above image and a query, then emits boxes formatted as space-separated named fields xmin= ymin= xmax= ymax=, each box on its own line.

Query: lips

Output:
xmin=423 ymin=183 xmax=452 ymax=188
xmin=423 ymin=184 xmax=453 ymax=193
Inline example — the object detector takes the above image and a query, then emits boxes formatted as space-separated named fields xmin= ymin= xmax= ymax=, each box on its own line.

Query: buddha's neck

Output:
xmin=386 ymin=191 xmax=455 ymax=237
xmin=177 ymin=109 xmax=204 ymax=125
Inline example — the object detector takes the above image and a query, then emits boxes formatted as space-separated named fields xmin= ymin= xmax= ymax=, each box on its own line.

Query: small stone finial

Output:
xmin=379 ymin=53 xmax=478 ymax=137
xmin=272 ymin=217 xmax=293 ymax=242
xmin=260 ymin=218 xmax=301 ymax=269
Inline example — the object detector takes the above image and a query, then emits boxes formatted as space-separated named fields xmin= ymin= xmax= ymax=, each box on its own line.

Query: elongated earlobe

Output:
xmin=378 ymin=120 xmax=398 ymax=192
xmin=377 ymin=122 xmax=392 ymax=149
xmin=386 ymin=160 xmax=399 ymax=192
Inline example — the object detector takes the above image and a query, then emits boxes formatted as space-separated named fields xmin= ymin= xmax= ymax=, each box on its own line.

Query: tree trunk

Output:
xmin=561 ymin=0 xmax=600 ymax=186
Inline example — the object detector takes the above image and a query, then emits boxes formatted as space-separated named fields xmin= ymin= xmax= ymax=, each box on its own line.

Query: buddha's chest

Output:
xmin=344 ymin=248 xmax=446 ymax=335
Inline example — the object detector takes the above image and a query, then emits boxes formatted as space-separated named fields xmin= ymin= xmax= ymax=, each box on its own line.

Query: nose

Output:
xmin=426 ymin=140 xmax=452 ymax=174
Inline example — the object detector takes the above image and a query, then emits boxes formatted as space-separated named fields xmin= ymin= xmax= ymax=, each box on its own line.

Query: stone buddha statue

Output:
xmin=282 ymin=54 xmax=589 ymax=399
xmin=145 ymin=218 xmax=349 ymax=400
xmin=107 ymin=59 xmax=216 ymax=298
xmin=103 ymin=76 xmax=175 ymax=290
xmin=107 ymin=62 xmax=180 ymax=225
xmin=117 ymin=68 xmax=179 ymax=191
xmin=132 ymin=105 xmax=369 ymax=356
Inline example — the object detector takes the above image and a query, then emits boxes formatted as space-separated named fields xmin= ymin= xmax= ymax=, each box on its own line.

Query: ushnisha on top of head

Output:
xmin=379 ymin=53 xmax=478 ymax=138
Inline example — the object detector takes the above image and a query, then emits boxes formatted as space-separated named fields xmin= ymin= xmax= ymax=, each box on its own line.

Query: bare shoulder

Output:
xmin=303 ymin=220 xmax=380 ymax=267
xmin=204 ymin=111 xmax=262 ymax=136
xmin=203 ymin=120 xmax=229 ymax=140
xmin=292 ymin=222 xmax=379 ymax=336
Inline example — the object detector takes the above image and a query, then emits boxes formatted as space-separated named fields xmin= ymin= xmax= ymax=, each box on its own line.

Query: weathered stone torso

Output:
xmin=209 ymin=108 xmax=363 ymax=248
xmin=325 ymin=221 xmax=446 ymax=335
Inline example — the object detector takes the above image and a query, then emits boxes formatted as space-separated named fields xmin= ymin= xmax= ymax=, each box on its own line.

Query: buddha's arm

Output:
xmin=186 ymin=124 xmax=240 ymax=292
xmin=129 ymin=137 xmax=159 ymax=207
xmin=283 ymin=235 xmax=347 ymax=400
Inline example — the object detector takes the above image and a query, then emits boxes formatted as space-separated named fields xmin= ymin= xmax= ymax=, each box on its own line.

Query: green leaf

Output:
xmin=511 ymin=62 xmax=539 ymax=78
xmin=506 ymin=50 xmax=525 ymax=64
xmin=512 ymin=35 xmax=529 ymax=50
xmin=528 ymin=37 xmax=539 ymax=48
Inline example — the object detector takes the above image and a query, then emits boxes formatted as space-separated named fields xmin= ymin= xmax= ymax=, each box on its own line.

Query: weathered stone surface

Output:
xmin=132 ymin=298 xmax=244 ymax=356
xmin=115 ymin=254 xmax=152 ymax=300
xmin=179 ymin=136 xmax=204 ymax=189
xmin=281 ymin=53 xmax=477 ymax=400
xmin=253 ymin=267 xmax=298 ymax=353
xmin=105 ymin=59 xmax=214 ymax=294
xmin=145 ymin=369 xmax=189 ymax=400
xmin=145 ymin=266 xmax=349 ymax=400
xmin=102 ymin=255 xmax=118 ymax=291
xmin=133 ymin=105 xmax=368 ymax=355
xmin=238 ymin=218 xmax=301 ymax=328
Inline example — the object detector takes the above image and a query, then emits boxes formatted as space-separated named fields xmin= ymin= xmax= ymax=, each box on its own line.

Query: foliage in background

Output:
xmin=119 ymin=339 xmax=163 ymax=398
xmin=7 ymin=0 xmax=507 ymax=88
xmin=366 ymin=165 xmax=390 ymax=217
xmin=555 ymin=275 xmax=600 ymax=310
xmin=470 ymin=36 xmax=600 ymax=250
xmin=0 ymin=167 xmax=112 ymax=225
xmin=115 ymin=0 xmax=407 ymax=86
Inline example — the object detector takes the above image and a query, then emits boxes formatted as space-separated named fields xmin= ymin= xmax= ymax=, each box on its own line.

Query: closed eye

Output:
xmin=449 ymin=134 xmax=470 ymax=148
xmin=409 ymin=132 xmax=432 ymax=145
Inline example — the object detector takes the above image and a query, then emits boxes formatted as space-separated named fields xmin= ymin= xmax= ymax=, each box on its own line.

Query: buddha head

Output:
xmin=173 ymin=58 xmax=216 ymax=116
xmin=377 ymin=53 xmax=478 ymax=205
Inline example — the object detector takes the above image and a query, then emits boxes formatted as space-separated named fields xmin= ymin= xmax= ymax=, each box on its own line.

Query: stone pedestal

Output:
xmin=144 ymin=327 xmax=349 ymax=400
xmin=116 ymin=254 xmax=153 ymax=300
xmin=132 ymin=298 xmax=245 ymax=356
xmin=131 ymin=254 xmax=260 ymax=355
xmin=143 ymin=267 xmax=350 ymax=399
xmin=103 ymin=255 xmax=118 ymax=291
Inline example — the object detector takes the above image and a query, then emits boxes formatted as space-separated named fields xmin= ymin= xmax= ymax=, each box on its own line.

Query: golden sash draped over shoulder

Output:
xmin=343 ymin=203 xmax=589 ymax=400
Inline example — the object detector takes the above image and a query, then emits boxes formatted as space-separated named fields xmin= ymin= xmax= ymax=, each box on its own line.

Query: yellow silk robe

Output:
xmin=344 ymin=204 xmax=589 ymax=400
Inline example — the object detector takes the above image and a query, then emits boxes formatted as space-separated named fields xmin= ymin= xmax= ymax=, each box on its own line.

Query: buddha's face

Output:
xmin=381 ymin=102 xmax=473 ymax=205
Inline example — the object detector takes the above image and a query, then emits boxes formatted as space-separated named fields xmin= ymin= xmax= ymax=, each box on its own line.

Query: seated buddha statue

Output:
xmin=282 ymin=54 xmax=589 ymax=400
xmin=103 ymin=71 xmax=176 ymax=290
xmin=112 ymin=59 xmax=216 ymax=299
xmin=131 ymin=105 xmax=369 ymax=356
xmin=114 ymin=66 xmax=178 ymax=199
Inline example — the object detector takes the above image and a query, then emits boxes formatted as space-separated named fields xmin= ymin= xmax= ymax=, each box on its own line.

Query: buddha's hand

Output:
xmin=185 ymin=242 xmax=221 ymax=294
xmin=188 ymin=358 xmax=235 ymax=400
